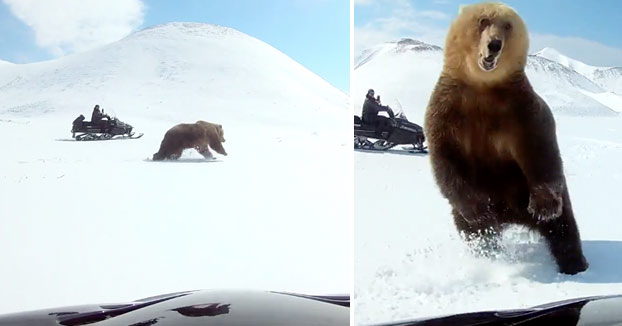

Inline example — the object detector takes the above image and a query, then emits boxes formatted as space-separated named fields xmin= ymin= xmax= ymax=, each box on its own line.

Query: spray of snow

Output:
xmin=354 ymin=39 xmax=622 ymax=324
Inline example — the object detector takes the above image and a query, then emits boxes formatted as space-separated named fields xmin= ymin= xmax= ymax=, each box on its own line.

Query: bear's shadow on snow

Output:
xmin=354 ymin=148 xmax=428 ymax=157
xmin=508 ymin=240 xmax=622 ymax=284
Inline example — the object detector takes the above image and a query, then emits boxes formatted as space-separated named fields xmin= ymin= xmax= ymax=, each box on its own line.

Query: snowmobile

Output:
xmin=354 ymin=106 xmax=427 ymax=153
xmin=71 ymin=114 xmax=143 ymax=141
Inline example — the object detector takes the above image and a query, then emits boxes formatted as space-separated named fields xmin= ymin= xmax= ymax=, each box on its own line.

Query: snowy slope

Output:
xmin=525 ymin=56 xmax=616 ymax=116
xmin=592 ymin=67 xmax=622 ymax=95
xmin=0 ymin=22 xmax=350 ymax=314
xmin=354 ymin=40 xmax=622 ymax=325
xmin=353 ymin=39 xmax=444 ymax=123
xmin=536 ymin=47 xmax=622 ymax=96
xmin=534 ymin=47 xmax=601 ymax=78
xmin=0 ymin=22 xmax=346 ymax=126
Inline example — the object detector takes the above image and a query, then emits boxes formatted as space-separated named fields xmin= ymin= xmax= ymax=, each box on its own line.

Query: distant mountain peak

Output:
xmin=394 ymin=38 xmax=442 ymax=53
xmin=534 ymin=47 xmax=605 ymax=77
xmin=396 ymin=38 xmax=426 ymax=46
xmin=534 ymin=47 xmax=562 ymax=57
xmin=124 ymin=22 xmax=243 ymax=42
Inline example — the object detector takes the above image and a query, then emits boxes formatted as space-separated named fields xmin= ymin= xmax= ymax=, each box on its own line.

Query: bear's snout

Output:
xmin=488 ymin=40 xmax=502 ymax=53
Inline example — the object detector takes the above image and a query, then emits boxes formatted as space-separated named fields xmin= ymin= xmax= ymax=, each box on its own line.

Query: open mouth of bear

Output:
xmin=479 ymin=54 xmax=498 ymax=72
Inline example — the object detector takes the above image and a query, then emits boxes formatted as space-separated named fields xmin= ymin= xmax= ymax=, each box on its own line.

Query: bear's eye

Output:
xmin=505 ymin=23 xmax=512 ymax=31
xmin=479 ymin=18 xmax=491 ymax=29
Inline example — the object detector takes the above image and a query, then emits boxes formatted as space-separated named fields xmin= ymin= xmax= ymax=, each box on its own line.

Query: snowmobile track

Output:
xmin=74 ymin=132 xmax=144 ymax=141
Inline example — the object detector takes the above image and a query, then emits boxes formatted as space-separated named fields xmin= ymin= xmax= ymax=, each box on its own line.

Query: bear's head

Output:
xmin=213 ymin=124 xmax=227 ymax=155
xmin=196 ymin=120 xmax=228 ymax=156
xmin=215 ymin=124 xmax=225 ymax=143
xmin=443 ymin=2 xmax=529 ymax=86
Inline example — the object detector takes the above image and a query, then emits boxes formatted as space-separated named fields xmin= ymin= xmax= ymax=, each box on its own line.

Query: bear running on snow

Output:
xmin=152 ymin=120 xmax=227 ymax=161
xmin=424 ymin=2 xmax=588 ymax=274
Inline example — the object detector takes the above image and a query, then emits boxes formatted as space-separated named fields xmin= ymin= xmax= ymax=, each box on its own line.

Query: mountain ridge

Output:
xmin=354 ymin=38 xmax=622 ymax=118
xmin=0 ymin=22 xmax=347 ymax=130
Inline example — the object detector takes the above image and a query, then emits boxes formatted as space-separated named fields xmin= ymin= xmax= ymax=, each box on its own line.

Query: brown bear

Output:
xmin=424 ymin=2 xmax=588 ymax=274
xmin=152 ymin=120 xmax=227 ymax=161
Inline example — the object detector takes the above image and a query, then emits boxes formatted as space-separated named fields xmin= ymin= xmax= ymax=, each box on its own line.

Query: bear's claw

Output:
xmin=558 ymin=255 xmax=589 ymax=275
xmin=528 ymin=184 xmax=563 ymax=222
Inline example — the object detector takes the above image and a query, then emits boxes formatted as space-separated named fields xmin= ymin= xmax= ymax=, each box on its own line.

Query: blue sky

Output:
xmin=354 ymin=0 xmax=622 ymax=67
xmin=0 ymin=0 xmax=349 ymax=92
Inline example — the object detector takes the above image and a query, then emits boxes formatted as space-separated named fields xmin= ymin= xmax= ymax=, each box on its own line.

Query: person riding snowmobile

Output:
xmin=361 ymin=89 xmax=394 ymax=133
xmin=91 ymin=105 xmax=110 ymax=132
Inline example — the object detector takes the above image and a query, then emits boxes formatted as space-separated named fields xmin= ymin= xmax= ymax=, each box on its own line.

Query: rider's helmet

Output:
xmin=366 ymin=89 xmax=375 ymax=98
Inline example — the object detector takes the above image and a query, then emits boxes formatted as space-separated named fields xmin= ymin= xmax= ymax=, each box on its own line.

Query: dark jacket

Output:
xmin=91 ymin=108 xmax=108 ymax=123
xmin=91 ymin=111 xmax=101 ymax=122
xmin=362 ymin=97 xmax=391 ymax=124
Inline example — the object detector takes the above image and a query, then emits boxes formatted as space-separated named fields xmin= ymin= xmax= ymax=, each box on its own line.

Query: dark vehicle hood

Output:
xmin=0 ymin=290 xmax=349 ymax=326
xmin=369 ymin=294 xmax=622 ymax=326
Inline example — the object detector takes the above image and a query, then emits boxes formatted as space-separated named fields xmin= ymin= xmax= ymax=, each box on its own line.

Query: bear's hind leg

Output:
xmin=168 ymin=148 xmax=183 ymax=160
xmin=534 ymin=192 xmax=588 ymax=274
xmin=453 ymin=209 xmax=502 ymax=257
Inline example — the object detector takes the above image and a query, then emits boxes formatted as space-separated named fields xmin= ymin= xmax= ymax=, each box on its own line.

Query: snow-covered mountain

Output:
xmin=535 ymin=47 xmax=622 ymax=97
xmin=354 ymin=39 xmax=622 ymax=325
xmin=534 ymin=47 xmax=602 ymax=78
xmin=0 ymin=22 xmax=350 ymax=314
xmin=354 ymin=39 xmax=442 ymax=70
xmin=353 ymin=39 xmax=444 ymax=122
xmin=354 ymin=38 xmax=622 ymax=120
xmin=0 ymin=22 xmax=346 ymax=127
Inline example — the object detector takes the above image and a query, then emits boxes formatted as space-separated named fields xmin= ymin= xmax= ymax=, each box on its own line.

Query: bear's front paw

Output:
xmin=458 ymin=195 xmax=494 ymax=224
xmin=528 ymin=184 xmax=563 ymax=222
xmin=558 ymin=255 xmax=589 ymax=275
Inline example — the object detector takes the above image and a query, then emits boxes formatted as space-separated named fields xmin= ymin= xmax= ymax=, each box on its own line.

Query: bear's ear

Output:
xmin=218 ymin=124 xmax=222 ymax=129
xmin=458 ymin=4 xmax=466 ymax=14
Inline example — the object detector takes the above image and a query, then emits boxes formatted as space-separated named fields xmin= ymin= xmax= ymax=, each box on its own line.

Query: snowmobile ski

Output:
xmin=74 ymin=132 xmax=143 ymax=141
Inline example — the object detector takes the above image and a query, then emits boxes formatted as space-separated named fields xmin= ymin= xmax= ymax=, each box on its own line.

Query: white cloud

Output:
xmin=354 ymin=2 xmax=449 ymax=57
xmin=354 ymin=0 xmax=413 ymax=7
xmin=354 ymin=22 xmax=447 ymax=58
xmin=416 ymin=10 xmax=449 ymax=20
xmin=2 ymin=0 xmax=145 ymax=56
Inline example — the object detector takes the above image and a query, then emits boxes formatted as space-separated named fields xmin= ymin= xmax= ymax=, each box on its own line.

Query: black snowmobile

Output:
xmin=354 ymin=107 xmax=427 ymax=153
xmin=71 ymin=114 xmax=143 ymax=141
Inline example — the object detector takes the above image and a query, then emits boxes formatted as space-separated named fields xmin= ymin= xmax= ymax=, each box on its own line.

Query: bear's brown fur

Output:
xmin=424 ymin=2 xmax=588 ymax=274
xmin=153 ymin=120 xmax=227 ymax=161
